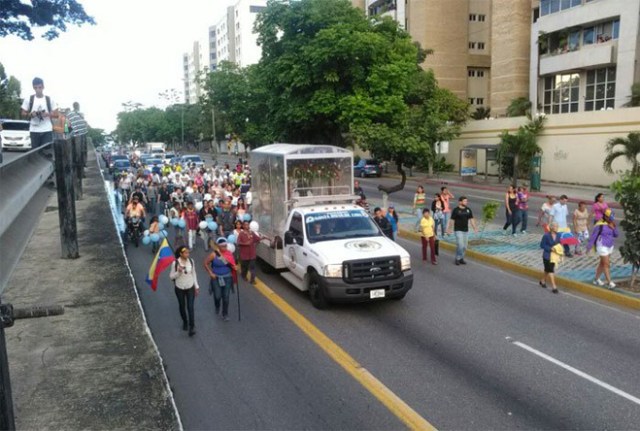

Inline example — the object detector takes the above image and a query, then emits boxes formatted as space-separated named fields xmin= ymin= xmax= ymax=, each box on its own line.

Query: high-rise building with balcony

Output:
xmin=183 ymin=40 xmax=206 ymax=104
xmin=530 ymin=0 xmax=640 ymax=114
xmin=360 ymin=1 xmax=533 ymax=116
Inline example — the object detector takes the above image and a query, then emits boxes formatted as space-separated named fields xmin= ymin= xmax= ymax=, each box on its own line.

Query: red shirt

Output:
xmin=184 ymin=209 xmax=200 ymax=230
xmin=237 ymin=230 xmax=260 ymax=260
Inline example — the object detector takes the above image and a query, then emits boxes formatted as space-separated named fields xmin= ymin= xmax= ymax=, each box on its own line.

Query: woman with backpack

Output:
xmin=169 ymin=246 xmax=200 ymax=336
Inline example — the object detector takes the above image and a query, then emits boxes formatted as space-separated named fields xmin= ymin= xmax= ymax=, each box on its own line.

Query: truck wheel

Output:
xmin=308 ymin=271 xmax=329 ymax=309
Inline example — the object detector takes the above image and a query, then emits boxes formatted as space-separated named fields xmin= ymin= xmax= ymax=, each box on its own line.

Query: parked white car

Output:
xmin=0 ymin=120 xmax=31 ymax=151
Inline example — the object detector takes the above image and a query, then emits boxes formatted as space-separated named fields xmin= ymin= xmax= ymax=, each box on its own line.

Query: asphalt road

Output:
xmin=101 ymin=154 xmax=640 ymax=430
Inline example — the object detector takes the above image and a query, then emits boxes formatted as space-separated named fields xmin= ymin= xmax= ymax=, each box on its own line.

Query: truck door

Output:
xmin=283 ymin=212 xmax=306 ymax=279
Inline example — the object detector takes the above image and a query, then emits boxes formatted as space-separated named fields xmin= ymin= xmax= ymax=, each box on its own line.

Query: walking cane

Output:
xmin=236 ymin=278 xmax=242 ymax=321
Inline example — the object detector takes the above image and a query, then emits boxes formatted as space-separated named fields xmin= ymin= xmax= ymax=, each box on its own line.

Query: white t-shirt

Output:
xmin=21 ymin=95 xmax=57 ymax=133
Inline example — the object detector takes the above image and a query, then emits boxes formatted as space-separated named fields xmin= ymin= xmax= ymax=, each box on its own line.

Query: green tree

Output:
xmin=611 ymin=172 xmax=640 ymax=287
xmin=623 ymin=83 xmax=640 ymax=107
xmin=603 ymin=132 xmax=640 ymax=175
xmin=87 ymin=127 xmax=105 ymax=146
xmin=0 ymin=63 xmax=22 ymax=118
xmin=471 ymin=106 xmax=491 ymax=120
xmin=0 ymin=0 xmax=95 ymax=40
xmin=506 ymin=97 xmax=532 ymax=117
xmin=496 ymin=114 xmax=545 ymax=186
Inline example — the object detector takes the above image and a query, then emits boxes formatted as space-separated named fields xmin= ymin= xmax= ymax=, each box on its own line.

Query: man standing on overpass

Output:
xmin=20 ymin=77 xmax=58 ymax=149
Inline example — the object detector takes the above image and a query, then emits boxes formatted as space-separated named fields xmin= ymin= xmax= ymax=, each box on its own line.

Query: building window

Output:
xmin=468 ymin=70 xmax=476 ymax=77
xmin=585 ymin=67 xmax=616 ymax=111
xmin=476 ymin=98 xmax=484 ymax=105
xmin=250 ymin=5 xmax=267 ymax=13
xmin=540 ymin=0 xmax=582 ymax=16
xmin=543 ymin=73 xmax=580 ymax=114
xmin=468 ymin=98 xmax=475 ymax=105
xmin=469 ymin=42 xmax=476 ymax=49
xmin=478 ymin=14 xmax=486 ymax=22
xmin=477 ymin=70 xmax=485 ymax=77
xmin=469 ymin=14 xmax=476 ymax=21
xmin=478 ymin=42 xmax=485 ymax=50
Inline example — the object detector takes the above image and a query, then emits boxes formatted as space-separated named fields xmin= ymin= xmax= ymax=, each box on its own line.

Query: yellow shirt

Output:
xmin=420 ymin=216 xmax=435 ymax=238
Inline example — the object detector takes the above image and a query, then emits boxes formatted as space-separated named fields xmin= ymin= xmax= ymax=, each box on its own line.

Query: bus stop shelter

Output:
xmin=459 ymin=144 xmax=498 ymax=182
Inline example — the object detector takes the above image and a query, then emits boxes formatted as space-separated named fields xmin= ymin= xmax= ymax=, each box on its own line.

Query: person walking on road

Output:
xmin=431 ymin=193 xmax=445 ymax=237
xmin=440 ymin=187 xmax=455 ymax=236
xmin=587 ymin=208 xmax=619 ymax=289
xmin=592 ymin=193 xmax=609 ymax=225
xmin=503 ymin=185 xmax=520 ymax=236
xmin=419 ymin=209 xmax=437 ymax=265
xmin=537 ymin=195 xmax=555 ymax=229
xmin=550 ymin=195 xmax=573 ymax=257
xmin=572 ymin=202 xmax=590 ymax=255
xmin=539 ymin=222 xmax=562 ymax=294
xmin=386 ymin=205 xmax=399 ymax=241
xmin=169 ymin=246 xmax=200 ymax=336
xmin=237 ymin=220 xmax=260 ymax=284
xmin=446 ymin=196 xmax=478 ymax=265
xmin=517 ymin=186 xmax=529 ymax=234
xmin=204 ymin=237 xmax=237 ymax=322
xmin=413 ymin=186 xmax=426 ymax=231
xmin=183 ymin=201 xmax=200 ymax=250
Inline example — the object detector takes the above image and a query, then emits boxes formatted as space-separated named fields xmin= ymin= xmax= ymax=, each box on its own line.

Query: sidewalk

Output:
xmin=3 ymin=149 xmax=180 ymax=429
xmin=387 ymin=170 xmax=618 ymax=207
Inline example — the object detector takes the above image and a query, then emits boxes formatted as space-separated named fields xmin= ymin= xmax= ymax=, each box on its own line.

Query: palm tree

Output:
xmin=603 ymin=132 xmax=640 ymax=175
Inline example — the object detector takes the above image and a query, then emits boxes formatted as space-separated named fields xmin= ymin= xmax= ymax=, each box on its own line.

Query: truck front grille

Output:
xmin=343 ymin=256 xmax=401 ymax=284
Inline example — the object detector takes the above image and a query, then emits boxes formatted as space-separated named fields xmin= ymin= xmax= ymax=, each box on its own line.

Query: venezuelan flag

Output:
xmin=146 ymin=239 xmax=175 ymax=291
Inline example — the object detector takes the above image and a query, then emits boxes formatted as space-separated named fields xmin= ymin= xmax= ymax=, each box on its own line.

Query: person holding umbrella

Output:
xmin=587 ymin=208 xmax=619 ymax=289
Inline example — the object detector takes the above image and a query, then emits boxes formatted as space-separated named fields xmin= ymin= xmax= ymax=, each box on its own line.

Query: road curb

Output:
xmin=398 ymin=229 xmax=640 ymax=311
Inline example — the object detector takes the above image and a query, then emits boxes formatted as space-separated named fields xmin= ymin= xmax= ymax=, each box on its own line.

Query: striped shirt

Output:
xmin=67 ymin=110 xmax=88 ymax=136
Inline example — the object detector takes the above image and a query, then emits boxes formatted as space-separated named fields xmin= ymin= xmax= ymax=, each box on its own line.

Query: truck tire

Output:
xmin=308 ymin=270 xmax=329 ymax=310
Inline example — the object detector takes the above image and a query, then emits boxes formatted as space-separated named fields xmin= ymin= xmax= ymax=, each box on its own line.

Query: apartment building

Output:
xmin=183 ymin=40 xmax=206 ymax=104
xmin=360 ymin=1 xmax=533 ymax=116
xmin=530 ymin=0 xmax=640 ymax=115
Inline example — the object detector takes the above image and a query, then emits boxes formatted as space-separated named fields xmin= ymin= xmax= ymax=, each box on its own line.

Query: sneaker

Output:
xmin=520 ymin=230 xmax=527 ymax=234
xmin=608 ymin=281 xmax=616 ymax=289
xmin=512 ymin=233 xmax=517 ymax=237
xmin=188 ymin=327 xmax=196 ymax=336
xmin=182 ymin=322 xmax=188 ymax=331
xmin=593 ymin=279 xmax=605 ymax=286
xmin=459 ymin=259 xmax=467 ymax=265
xmin=455 ymin=260 xmax=460 ymax=266
xmin=552 ymin=288 xmax=559 ymax=294
xmin=223 ymin=315 xmax=230 ymax=322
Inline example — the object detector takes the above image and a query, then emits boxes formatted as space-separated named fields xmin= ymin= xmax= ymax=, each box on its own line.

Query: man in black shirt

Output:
xmin=446 ymin=196 xmax=478 ymax=265
xmin=373 ymin=207 xmax=394 ymax=240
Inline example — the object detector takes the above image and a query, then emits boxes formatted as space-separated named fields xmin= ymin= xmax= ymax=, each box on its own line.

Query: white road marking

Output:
xmin=511 ymin=339 xmax=640 ymax=407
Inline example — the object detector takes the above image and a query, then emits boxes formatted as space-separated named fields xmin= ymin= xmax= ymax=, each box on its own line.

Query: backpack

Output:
xmin=29 ymin=95 xmax=52 ymax=113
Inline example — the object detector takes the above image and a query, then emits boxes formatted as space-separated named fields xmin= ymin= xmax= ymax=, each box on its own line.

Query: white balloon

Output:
xmin=143 ymin=229 xmax=150 ymax=237
xmin=204 ymin=193 xmax=212 ymax=201
xmin=249 ymin=221 xmax=259 ymax=232
xmin=159 ymin=215 xmax=169 ymax=225
xmin=195 ymin=201 xmax=203 ymax=211
xmin=199 ymin=221 xmax=208 ymax=230
xmin=226 ymin=243 xmax=236 ymax=253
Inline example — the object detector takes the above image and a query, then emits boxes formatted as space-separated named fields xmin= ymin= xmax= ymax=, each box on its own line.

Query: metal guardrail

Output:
xmin=0 ymin=144 xmax=55 ymax=293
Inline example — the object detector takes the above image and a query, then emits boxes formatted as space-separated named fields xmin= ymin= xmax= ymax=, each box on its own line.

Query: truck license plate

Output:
xmin=370 ymin=289 xmax=385 ymax=299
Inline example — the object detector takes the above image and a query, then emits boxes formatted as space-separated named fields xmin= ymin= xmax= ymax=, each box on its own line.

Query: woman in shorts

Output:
xmin=539 ymin=222 xmax=561 ymax=293
xmin=587 ymin=209 xmax=619 ymax=289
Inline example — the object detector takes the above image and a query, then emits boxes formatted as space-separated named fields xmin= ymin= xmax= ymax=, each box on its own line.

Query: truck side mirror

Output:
xmin=284 ymin=231 xmax=294 ymax=245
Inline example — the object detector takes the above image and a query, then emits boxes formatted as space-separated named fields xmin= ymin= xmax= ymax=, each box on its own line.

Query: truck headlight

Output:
xmin=323 ymin=264 xmax=343 ymax=278
xmin=401 ymin=256 xmax=411 ymax=271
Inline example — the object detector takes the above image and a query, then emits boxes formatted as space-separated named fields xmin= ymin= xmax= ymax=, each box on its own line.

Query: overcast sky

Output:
xmin=0 ymin=0 xmax=235 ymax=132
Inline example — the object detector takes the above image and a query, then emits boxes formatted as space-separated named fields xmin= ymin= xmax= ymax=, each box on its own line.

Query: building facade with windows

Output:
xmin=183 ymin=40 xmax=206 ymax=104
xmin=530 ymin=0 xmax=640 ymax=115
xmin=358 ymin=1 xmax=535 ymax=116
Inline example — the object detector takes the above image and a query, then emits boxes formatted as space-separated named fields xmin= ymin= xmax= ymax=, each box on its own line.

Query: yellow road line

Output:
xmin=252 ymin=278 xmax=437 ymax=431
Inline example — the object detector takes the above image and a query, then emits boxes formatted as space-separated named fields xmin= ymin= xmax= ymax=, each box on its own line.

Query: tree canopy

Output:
xmin=0 ymin=62 xmax=22 ymax=118
xmin=0 ymin=0 xmax=95 ymax=40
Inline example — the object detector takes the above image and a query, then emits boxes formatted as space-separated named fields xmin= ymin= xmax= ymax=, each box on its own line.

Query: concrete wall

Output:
xmin=445 ymin=107 xmax=640 ymax=186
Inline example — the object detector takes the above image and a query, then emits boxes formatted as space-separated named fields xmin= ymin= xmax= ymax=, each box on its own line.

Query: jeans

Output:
xmin=454 ymin=231 xmax=469 ymax=261
xmin=240 ymin=259 xmax=257 ymax=282
xmin=434 ymin=218 xmax=445 ymax=237
xmin=520 ymin=209 xmax=528 ymax=232
xmin=503 ymin=209 xmax=520 ymax=234
xmin=147 ymin=197 xmax=157 ymax=215
xmin=443 ymin=212 xmax=451 ymax=235
xmin=174 ymin=287 xmax=195 ymax=328
xmin=211 ymin=274 xmax=233 ymax=317
xmin=30 ymin=131 xmax=53 ymax=149
xmin=414 ymin=208 xmax=423 ymax=230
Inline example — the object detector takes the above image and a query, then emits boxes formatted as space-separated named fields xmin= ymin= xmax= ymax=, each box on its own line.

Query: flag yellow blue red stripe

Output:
xmin=146 ymin=239 xmax=175 ymax=291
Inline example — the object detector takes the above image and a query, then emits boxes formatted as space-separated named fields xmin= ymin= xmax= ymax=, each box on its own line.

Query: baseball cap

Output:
xmin=216 ymin=237 xmax=228 ymax=245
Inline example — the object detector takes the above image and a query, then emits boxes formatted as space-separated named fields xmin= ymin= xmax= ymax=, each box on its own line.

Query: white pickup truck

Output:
xmin=251 ymin=144 xmax=413 ymax=309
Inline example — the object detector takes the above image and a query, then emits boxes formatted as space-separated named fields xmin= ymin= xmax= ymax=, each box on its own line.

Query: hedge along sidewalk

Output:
xmin=398 ymin=227 xmax=640 ymax=311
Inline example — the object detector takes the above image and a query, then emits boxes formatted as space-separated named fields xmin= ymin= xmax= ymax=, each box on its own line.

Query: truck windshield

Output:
xmin=305 ymin=210 xmax=381 ymax=243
